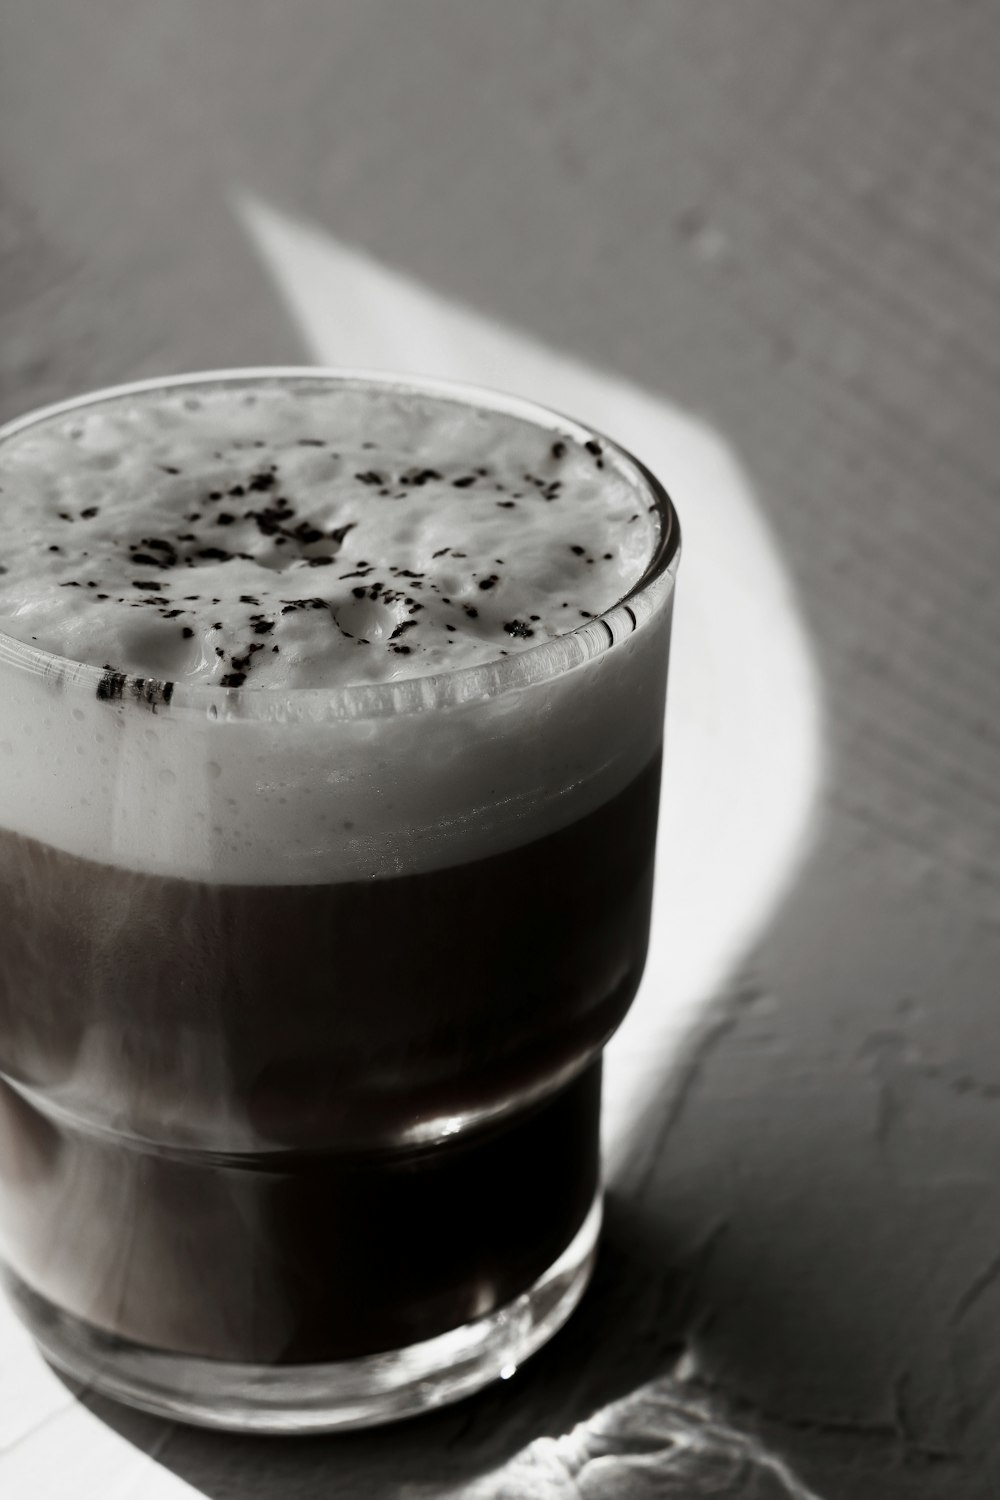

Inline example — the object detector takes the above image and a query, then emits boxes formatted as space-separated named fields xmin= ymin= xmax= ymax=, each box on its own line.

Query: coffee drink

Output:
xmin=0 ymin=373 xmax=678 ymax=1424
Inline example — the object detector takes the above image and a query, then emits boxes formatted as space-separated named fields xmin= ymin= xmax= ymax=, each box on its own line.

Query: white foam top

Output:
xmin=0 ymin=374 xmax=676 ymax=882
xmin=0 ymin=376 xmax=657 ymax=688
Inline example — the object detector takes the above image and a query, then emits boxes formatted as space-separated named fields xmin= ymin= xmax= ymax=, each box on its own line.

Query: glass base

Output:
xmin=4 ymin=1191 xmax=601 ymax=1434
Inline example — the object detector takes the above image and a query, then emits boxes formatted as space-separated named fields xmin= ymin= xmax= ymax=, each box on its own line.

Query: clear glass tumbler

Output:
xmin=0 ymin=371 xmax=680 ymax=1431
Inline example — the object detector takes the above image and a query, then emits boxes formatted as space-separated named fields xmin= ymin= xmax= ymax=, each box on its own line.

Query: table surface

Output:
xmin=2 ymin=5 xmax=1000 ymax=1497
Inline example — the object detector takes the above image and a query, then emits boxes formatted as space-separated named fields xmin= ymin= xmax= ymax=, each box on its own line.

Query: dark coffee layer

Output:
xmin=0 ymin=755 xmax=661 ymax=1153
xmin=0 ymin=757 xmax=659 ymax=1360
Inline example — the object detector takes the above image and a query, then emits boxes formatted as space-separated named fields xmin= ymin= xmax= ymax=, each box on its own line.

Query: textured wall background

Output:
xmin=2 ymin=4 xmax=1000 ymax=1497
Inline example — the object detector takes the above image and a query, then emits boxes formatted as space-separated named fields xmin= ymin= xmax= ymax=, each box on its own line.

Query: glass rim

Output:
xmin=0 ymin=368 xmax=681 ymax=721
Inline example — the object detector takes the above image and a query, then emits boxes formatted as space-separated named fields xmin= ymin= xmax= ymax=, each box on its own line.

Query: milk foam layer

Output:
xmin=0 ymin=375 xmax=676 ymax=882
xmin=0 ymin=377 xmax=658 ymax=689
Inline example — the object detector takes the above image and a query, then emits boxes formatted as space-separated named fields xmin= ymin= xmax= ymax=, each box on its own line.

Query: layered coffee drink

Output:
xmin=0 ymin=373 xmax=678 ymax=1428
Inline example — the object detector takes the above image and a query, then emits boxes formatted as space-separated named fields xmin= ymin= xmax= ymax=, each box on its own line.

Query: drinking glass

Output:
xmin=0 ymin=371 xmax=680 ymax=1431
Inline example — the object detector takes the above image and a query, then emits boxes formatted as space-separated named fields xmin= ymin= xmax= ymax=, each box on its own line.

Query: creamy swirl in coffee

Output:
xmin=0 ymin=377 xmax=658 ymax=689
